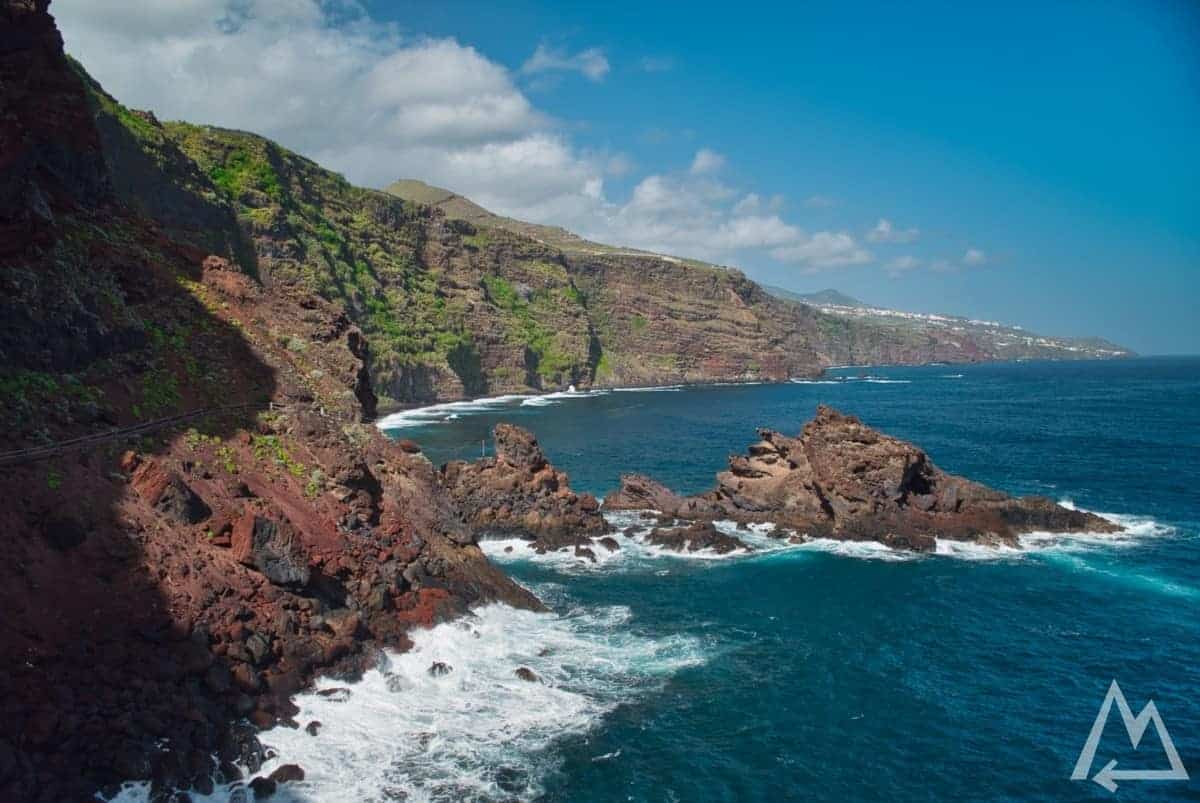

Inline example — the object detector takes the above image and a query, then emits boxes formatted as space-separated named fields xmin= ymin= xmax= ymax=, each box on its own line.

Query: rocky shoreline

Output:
xmin=0 ymin=2 xmax=1127 ymax=800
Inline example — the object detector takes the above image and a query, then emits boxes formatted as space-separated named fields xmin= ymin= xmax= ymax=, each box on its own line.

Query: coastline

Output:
xmin=373 ymin=355 xmax=1143 ymax=430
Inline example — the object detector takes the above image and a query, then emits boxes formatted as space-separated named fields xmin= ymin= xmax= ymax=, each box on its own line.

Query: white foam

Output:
xmin=940 ymin=373 xmax=964 ymax=379
xmin=610 ymin=384 xmax=684 ymax=392
xmin=789 ymin=378 xmax=841 ymax=385
xmin=797 ymin=538 xmax=919 ymax=562
xmin=934 ymin=539 xmax=1023 ymax=561
xmin=1019 ymin=510 xmax=1175 ymax=552
xmin=560 ymin=505 xmax=1178 ymax=567
xmin=481 ymin=513 xmax=805 ymax=572
xmin=261 ymin=603 xmax=702 ymax=802
xmin=376 ymin=394 xmax=535 ymax=430
xmin=520 ymin=388 xmax=610 ymax=407
xmin=106 ymin=604 xmax=704 ymax=802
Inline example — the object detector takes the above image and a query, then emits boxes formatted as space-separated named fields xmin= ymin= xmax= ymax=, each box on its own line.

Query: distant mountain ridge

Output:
xmin=761 ymin=286 xmax=1131 ymax=361
xmin=764 ymin=286 xmax=867 ymax=308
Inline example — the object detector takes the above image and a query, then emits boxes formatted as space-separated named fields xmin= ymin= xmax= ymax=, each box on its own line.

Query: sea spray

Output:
xmin=103 ymin=603 xmax=703 ymax=802
xmin=256 ymin=603 xmax=703 ymax=801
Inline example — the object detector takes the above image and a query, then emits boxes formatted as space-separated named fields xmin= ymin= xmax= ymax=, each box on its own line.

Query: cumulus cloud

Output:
xmin=866 ymin=218 xmax=920 ymax=243
xmin=520 ymin=43 xmax=610 ymax=82
xmin=770 ymin=233 xmax=872 ymax=272
xmin=689 ymin=148 xmax=725 ymax=175
xmin=963 ymin=248 xmax=987 ymax=265
xmin=52 ymin=0 xmax=609 ymax=225
xmin=50 ymin=0 xmax=925 ymax=275
xmin=732 ymin=193 xmax=784 ymax=216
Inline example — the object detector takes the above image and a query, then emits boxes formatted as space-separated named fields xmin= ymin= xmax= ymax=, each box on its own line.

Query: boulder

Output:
xmin=268 ymin=764 xmax=305 ymax=785
xmin=231 ymin=512 xmax=310 ymax=586
xmin=132 ymin=462 xmax=211 ymax=524
xmin=645 ymin=522 xmax=750 ymax=555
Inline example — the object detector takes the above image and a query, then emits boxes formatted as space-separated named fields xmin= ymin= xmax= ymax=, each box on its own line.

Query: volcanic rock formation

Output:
xmin=604 ymin=405 xmax=1118 ymax=551
xmin=442 ymin=423 xmax=609 ymax=552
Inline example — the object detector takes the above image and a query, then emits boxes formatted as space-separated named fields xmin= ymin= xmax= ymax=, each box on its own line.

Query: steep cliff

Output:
xmin=389 ymin=180 xmax=1134 ymax=373
xmin=0 ymin=3 xmax=536 ymax=798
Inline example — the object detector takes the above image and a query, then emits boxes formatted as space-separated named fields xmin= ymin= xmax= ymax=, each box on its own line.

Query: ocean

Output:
xmin=117 ymin=357 xmax=1200 ymax=801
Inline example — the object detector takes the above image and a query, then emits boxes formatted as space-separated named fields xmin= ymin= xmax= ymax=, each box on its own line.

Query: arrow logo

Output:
xmin=1071 ymin=680 xmax=1189 ymax=792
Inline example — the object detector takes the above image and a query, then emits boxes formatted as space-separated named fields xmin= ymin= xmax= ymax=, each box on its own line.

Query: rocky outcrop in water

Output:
xmin=605 ymin=405 xmax=1118 ymax=551
xmin=442 ymin=423 xmax=608 ymax=552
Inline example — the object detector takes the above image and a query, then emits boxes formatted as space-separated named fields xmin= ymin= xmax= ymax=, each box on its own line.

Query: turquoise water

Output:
xmin=379 ymin=358 xmax=1200 ymax=802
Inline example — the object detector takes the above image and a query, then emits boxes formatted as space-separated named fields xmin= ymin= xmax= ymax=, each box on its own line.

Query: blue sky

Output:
xmin=55 ymin=0 xmax=1199 ymax=353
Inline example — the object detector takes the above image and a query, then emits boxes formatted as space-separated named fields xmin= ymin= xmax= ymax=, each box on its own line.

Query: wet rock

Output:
xmin=315 ymin=687 xmax=351 ymax=702
xmin=514 ymin=667 xmax=538 ymax=683
xmin=574 ymin=545 xmax=596 ymax=562
xmin=428 ymin=661 xmax=453 ymax=677
xmin=268 ymin=764 xmax=305 ymax=785
xmin=248 ymin=776 xmax=276 ymax=798
xmin=598 ymin=536 xmax=620 ymax=552
xmin=646 ymin=522 xmax=750 ymax=555
xmin=304 ymin=721 xmax=321 ymax=736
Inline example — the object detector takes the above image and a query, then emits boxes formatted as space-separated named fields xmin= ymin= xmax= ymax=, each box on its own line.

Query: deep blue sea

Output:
xmin=151 ymin=358 xmax=1199 ymax=803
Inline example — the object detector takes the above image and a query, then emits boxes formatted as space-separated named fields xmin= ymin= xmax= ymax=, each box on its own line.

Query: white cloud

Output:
xmin=53 ymin=0 xmax=608 ymax=225
xmin=520 ymin=43 xmax=610 ymax=82
xmin=963 ymin=248 xmax=987 ymax=265
xmin=733 ymin=193 xmax=762 ymax=216
xmin=770 ymin=232 xmax=872 ymax=272
xmin=51 ymin=0 xmax=957 ymax=277
xmin=689 ymin=148 xmax=725 ymax=175
xmin=732 ymin=193 xmax=785 ymax=216
xmin=866 ymin=218 xmax=920 ymax=243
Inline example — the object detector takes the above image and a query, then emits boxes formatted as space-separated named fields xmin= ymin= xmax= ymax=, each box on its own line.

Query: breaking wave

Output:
xmin=375 ymin=394 xmax=536 ymax=430
xmin=104 ymin=603 xmax=704 ymax=803
xmin=482 ymin=512 xmax=807 ymax=573
xmin=483 ymin=506 xmax=1180 ymax=572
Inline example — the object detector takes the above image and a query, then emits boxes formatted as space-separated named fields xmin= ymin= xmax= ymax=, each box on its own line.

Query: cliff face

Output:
xmin=0 ymin=4 xmax=537 ymax=799
xmin=389 ymin=180 xmax=1135 ymax=378
xmin=62 ymin=65 xmax=1131 ymax=412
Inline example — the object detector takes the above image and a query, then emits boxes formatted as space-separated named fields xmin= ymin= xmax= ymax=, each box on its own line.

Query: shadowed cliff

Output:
xmin=0 ymin=3 xmax=535 ymax=799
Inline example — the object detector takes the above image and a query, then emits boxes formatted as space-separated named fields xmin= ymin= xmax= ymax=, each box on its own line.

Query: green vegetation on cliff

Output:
xmin=59 ymin=62 xmax=1130 ymax=413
